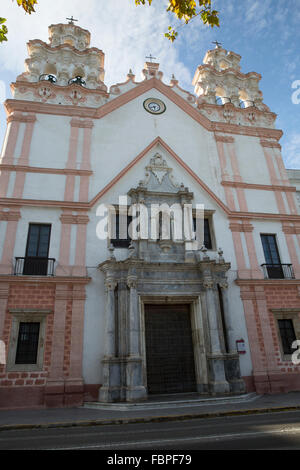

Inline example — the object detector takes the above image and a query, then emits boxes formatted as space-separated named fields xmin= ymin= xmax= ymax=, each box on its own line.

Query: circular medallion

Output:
xmin=143 ymin=98 xmax=166 ymax=115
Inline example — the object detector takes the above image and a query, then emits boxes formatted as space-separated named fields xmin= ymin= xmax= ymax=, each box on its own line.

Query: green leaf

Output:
xmin=0 ymin=20 xmax=8 ymax=43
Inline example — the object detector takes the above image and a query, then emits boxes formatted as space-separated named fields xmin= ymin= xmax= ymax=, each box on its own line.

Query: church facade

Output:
xmin=0 ymin=22 xmax=299 ymax=409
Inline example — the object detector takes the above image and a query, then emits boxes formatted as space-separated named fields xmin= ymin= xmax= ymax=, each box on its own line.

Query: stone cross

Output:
xmin=66 ymin=16 xmax=78 ymax=25
xmin=146 ymin=54 xmax=157 ymax=63
xmin=212 ymin=40 xmax=222 ymax=49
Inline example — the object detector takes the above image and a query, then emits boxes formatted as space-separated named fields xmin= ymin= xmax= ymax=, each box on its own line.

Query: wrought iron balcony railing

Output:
xmin=14 ymin=257 xmax=56 ymax=276
xmin=261 ymin=263 xmax=295 ymax=280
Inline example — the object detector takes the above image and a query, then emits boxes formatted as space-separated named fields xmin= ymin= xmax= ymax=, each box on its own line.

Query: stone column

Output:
xmin=128 ymin=276 xmax=139 ymax=356
xmin=219 ymin=281 xmax=245 ymax=393
xmin=126 ymin=275 xmax=147 ymax=402
xmin=98 ymin=278 xmax=120 ymax=402
xmin=219 ymin=281 xmax=236 ymax=353
xmin=104 ymin=278 xmax=117 ymax=356
xmin=204 ymin=278 xmax=230 ymax=394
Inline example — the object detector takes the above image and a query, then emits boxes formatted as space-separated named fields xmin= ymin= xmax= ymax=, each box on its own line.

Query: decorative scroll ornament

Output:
xmin=127 ymin=276 xmax=138 ymax=289
xmin=203 ymin=278 xmax=214 ymax=289
xmin=105 ymin=279 xmax=117 ymax=291
xmin=148 ymin=153 xmax=169 ymax=184
xmin=219 ymin=280 xmax=228 ymax=289
xmin=140 ymin=153 xmax=181 ymax=191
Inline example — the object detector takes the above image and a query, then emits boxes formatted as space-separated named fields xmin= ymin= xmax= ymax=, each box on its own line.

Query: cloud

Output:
xmin=0 ymin=0 xmax=192 ymax=89
xmin=283 ymin=133 xmax=300 ymax=169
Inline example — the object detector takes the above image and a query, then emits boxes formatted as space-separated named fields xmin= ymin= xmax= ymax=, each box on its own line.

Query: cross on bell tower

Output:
xmin=212 ymin=40 xmax=222 ymax=49
xmin=145 ymin=54 xmax=157 ymax=63
xmin=66 ymin=16 xmax=78 ymax=25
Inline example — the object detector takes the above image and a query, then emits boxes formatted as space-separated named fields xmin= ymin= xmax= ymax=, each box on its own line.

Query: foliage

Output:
xmin=1 ymin=0 xmax=37 ymax=43
xmin=0 ymin=18 xmax=8 ymax=43
xmin=135 ymin=0 xmax=219 ymax=41
xmin=1 ymin=0 xmax=220 ymax=44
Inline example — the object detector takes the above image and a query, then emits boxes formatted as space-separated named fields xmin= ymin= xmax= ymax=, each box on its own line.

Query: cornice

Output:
xmin=7 ymin=113 xmax=36 ymax=123
xmin=27 ymin=39 xmax=104 ymax=56
xmin=194 ymin=64 xmax=262 ymax=81
xmin=0 ymin=196 xmax=299 ymax=223
xmin=5 ymin=77 xmax=283 ymax=141
xmin=215 ymin=134 xmax=235 ymax=143
xmin=60 ymin=214 xmax=89 ymax=225
xmin=0 ymin=275 xmax=91 ymax=285
xmin=0 ymin=210 xmax=21 ymax=221
xmin=221 ymin=180 xmax=296 ymax=192
xmin=0 ymin=134 xmax=299 ymax=224
xmin=260 ymin=139 xmax=282 ymax=149
xmin=0 ymin=164 xmax=93 ymax=176
xmin=236 ymin=279 xmax=300 ymax=286
xmin=10 ymin=80 xmax=108 ymax=100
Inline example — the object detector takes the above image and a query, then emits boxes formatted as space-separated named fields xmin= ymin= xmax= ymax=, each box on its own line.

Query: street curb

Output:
xmin=1 ymin=405 xmax=300 ymax=432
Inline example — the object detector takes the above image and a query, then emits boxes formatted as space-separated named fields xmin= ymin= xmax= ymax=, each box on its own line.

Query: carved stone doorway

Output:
xmin=144 ymin=304 xmax=197 ymax=395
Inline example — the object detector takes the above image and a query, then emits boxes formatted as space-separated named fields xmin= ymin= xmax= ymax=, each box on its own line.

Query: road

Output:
xmin=1 ymin=410 xmax=300 ymax=450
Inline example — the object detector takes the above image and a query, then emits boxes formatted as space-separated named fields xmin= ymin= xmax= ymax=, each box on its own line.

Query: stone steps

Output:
xmin=83 ymin=392 xmax=258 ymax=411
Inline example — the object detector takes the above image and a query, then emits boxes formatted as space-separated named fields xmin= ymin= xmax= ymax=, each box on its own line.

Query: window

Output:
xmin=273 ymin=310 xmax=300 ymax=360
xmin=278 ymin=319 xmax=297 ymax=355
xmin=23 ymin=224 xmax=51 ymax=275
xmin=261 ymin=234 xmax=283 ymax=278
xmin=6 ymin=311 xmax=50 ymax=372
xmin=193 ymin=217 xmax=213 ymax=249
xmin=110 ymin=213 xmax=132 ymax=248
xmin=15 ymin=322 xmax=40 ymax=364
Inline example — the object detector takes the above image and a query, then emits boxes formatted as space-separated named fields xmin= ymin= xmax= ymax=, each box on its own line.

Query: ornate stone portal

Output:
xmin=98 ymin=155 xmax=245 ymax=402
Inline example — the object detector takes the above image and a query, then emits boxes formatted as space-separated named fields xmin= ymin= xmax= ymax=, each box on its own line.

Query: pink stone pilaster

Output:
xmin=67 ymin=285 xmax=86 ymax=380
xmin=12 ymin=117 xmax=36 ymax=198
xmin=63 ymin=122 xmax=80 ymax=202
xmin=284 ymin=232 xmax=300 ymax=278
xmin=45 ymin=284 xmax=69 ymax=406
xmin=262 ymin=146 xmax=286 ymax=214
xmin=72 ymin=215 xmax=89 ymax=276
xmin=0 ymin=120 xmax=21 ymax=198
xmin=0 ymin=283 xmax=9 ymax=341
xmin=78 ymin=123 xmax=93 ymax=202
xmin=0 ymin=214 xmax=21 ymax=274
xmin=56 ymin=212 xmax=72 ymax=276
xmin=215 ymin=140 xmax=237 ymax=210
xmin=254 ymin=286 xmax=278 ymax=375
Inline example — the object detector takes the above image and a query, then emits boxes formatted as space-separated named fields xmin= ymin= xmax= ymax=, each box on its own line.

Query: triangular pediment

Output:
xmin=96 ymin=77 xmax=213 ymax=131
xmin=89 ymin=136 xmax=230 ymax=214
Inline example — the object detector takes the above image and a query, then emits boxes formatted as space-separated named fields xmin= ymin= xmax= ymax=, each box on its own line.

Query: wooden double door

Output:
xmin=144 ymin=304 xmax=197 ymax=395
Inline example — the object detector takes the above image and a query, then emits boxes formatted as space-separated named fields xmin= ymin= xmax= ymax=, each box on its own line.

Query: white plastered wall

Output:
xmin=83 ymin=138 xmax=253 ymax=383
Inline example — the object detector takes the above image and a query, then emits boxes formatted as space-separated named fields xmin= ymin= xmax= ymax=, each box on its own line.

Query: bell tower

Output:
xmin=193 ymin=43 xmax=264 ymax=109
xmin=192 ymin=42 xmax=277 ymax=128
xmin=11 ymin=19 xmax=106 ymax=103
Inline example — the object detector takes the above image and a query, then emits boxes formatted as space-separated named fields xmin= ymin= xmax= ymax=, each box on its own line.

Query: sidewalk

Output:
xmin=0 ymin=392 xmax=300 ymax=431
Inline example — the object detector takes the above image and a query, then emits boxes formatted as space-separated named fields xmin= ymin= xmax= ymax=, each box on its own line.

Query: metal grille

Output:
xmin=278 ymin=319 xmax=297 ymax=355
xmin=15 ymin=257 xmax=55 ymax=276
xmin=15 ymin=322 xmax=40 ymax=365
xmin=145 ymin=304 xmax=196 ymax=395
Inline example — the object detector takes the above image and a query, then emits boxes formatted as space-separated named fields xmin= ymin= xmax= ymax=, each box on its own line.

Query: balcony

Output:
xmin=14 ymin=257 xmax=56 ymax=276
xmin=261 ymin=263 xmax=295 ymax=280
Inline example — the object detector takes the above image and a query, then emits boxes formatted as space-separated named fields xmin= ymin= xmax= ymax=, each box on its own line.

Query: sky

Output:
xmin=0 ymin=0 xmax=300 ymax=169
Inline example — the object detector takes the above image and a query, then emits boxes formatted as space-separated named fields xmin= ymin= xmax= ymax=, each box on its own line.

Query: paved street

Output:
xmin=1 ymin=410 xmax=300 ymax=450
